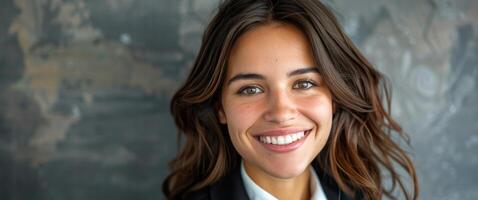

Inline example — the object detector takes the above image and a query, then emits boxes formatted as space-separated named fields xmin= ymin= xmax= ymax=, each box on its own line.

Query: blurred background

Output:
xmin=0 ymin=0 xmax=477 ymax=199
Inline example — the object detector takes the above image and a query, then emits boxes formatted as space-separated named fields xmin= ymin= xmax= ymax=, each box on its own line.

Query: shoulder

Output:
xmin=312 ymin=162 xmax=357 ymax=200
xmin=183 ymin=187 xmax=210 ymax=200
xmin=183 ymin=166 xmax=249 ymax=200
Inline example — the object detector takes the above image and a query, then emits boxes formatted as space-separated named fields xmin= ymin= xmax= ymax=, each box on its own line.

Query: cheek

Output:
xmin=223 ymin=100 xmax=265 ymax=136
xmin=298 ymin=96 xmax=334 ymax=157
xmin=299 ymin=96 xmax=334 ymax=129
xmin=222 ymin=100 xmax=265 ymax=157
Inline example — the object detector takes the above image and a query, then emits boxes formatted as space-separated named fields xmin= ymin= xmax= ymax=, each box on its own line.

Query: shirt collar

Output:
xmin=240 ymin=161 xmax=328 ymax=200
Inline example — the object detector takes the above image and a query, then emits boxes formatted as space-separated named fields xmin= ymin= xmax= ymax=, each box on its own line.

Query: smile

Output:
xmin=258 ymin=131 xmax=306 ymax=145
xmin=254 ymin=129 xmax=312 ymax=153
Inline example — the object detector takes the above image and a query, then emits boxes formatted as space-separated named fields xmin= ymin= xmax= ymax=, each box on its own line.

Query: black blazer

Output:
xmin=184 ymin=163 xmax=355 ymax=200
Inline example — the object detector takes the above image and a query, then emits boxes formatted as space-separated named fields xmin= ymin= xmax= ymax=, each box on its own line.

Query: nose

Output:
xmin=263 ymin=89 xmax=297 ymax=124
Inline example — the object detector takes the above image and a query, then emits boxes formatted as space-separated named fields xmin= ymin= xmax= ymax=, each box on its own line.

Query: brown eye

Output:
xmin=238 ymin=86 xmax=264 ymax=95
xmin=293 ymin=80 xmax=316 ymax=89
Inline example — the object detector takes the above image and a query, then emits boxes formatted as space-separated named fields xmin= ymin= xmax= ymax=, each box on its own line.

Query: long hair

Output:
xmin=163 ymin=0 xmax=419 ymax=199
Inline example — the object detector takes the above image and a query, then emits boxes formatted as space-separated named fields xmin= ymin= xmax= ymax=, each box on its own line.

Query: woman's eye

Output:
xmin=238 ymin=86 xmax=264 ymax=95
xmin=293 ymin=80 xmax=316 ymax=89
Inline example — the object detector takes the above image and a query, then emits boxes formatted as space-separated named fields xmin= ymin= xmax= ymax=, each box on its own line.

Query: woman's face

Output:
xmin=218 ymin=22 xmax=334 ymax=180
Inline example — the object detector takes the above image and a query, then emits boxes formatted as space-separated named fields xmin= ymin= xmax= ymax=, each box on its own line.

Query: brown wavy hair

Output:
xmin=163 ymin=0 xmax=418 ymax=199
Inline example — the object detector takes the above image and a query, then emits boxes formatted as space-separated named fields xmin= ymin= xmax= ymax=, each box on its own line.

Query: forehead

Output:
xmin=227 ymin=22 xmax=316 ymax=76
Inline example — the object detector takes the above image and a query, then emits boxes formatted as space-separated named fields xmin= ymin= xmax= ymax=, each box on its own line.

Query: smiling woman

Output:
xmin=163 ymin=0 xmax=418 ymax=200
xmin=218 ymin=23 xmax=335 ymax=198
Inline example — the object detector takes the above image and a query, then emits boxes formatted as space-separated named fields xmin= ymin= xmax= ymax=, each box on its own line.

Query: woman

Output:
xmin=163 ymin=0 xmax=418 ymax=199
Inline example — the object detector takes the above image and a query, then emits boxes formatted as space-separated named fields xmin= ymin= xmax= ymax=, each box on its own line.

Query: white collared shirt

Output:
xmin=240 ymin=161 xmax=328 ymax=200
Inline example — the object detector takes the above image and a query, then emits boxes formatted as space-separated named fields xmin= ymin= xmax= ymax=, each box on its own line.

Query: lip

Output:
xmin=254 ymin=128 xmax=312 ymax=136
xmin=254 ymin=129 xmax=312 ymax=153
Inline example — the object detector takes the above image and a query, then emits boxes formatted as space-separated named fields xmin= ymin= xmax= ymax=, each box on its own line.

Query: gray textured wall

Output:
xmin=0 ymin=0 xmax=477 ymax=200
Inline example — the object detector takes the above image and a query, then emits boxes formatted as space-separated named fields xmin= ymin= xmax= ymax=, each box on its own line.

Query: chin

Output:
xmin=262 ymin=159 xmax=311 ymax=179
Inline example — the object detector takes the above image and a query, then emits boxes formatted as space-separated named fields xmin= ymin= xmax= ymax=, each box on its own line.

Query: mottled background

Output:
xmin=0 ymin=0 xmax=476 ymax=199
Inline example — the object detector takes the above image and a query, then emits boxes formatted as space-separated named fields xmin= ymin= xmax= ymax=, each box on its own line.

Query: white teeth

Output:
xmin=299 ymin=131 xmax=304 ymax=138
xmin=260 ymin=137 xmax=266 ymax=143
xmin=285 ymin=135 xmax=292 ymax=144
xmin=271 ymin=137 xmax=278 ymax=145
xmin=277 ymin=136 xmax=285 ymax=145
xmin=258 ymin=131 xmax=307 ymax=145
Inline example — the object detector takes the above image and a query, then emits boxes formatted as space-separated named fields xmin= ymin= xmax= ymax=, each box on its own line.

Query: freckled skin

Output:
xmin=218 ymin=22 xmax=334 ymax=197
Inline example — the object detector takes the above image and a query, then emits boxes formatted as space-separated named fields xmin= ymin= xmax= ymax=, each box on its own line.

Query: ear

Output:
xmin=218 ymin=107 xmax=227 ymax=124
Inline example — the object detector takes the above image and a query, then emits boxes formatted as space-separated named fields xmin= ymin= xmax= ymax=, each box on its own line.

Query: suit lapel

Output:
xmin=312 ymin=162 xmax=354 ymax=200
xmin=209 ymin=166 xmax=250 ymax=200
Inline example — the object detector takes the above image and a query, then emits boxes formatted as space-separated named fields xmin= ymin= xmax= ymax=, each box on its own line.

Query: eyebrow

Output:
xmin=226 ymin=67 xmax=319 ymax=85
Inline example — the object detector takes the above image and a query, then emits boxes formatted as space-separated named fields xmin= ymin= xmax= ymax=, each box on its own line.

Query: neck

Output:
xmin=244 ymin=162 xmax=311 ymax=200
